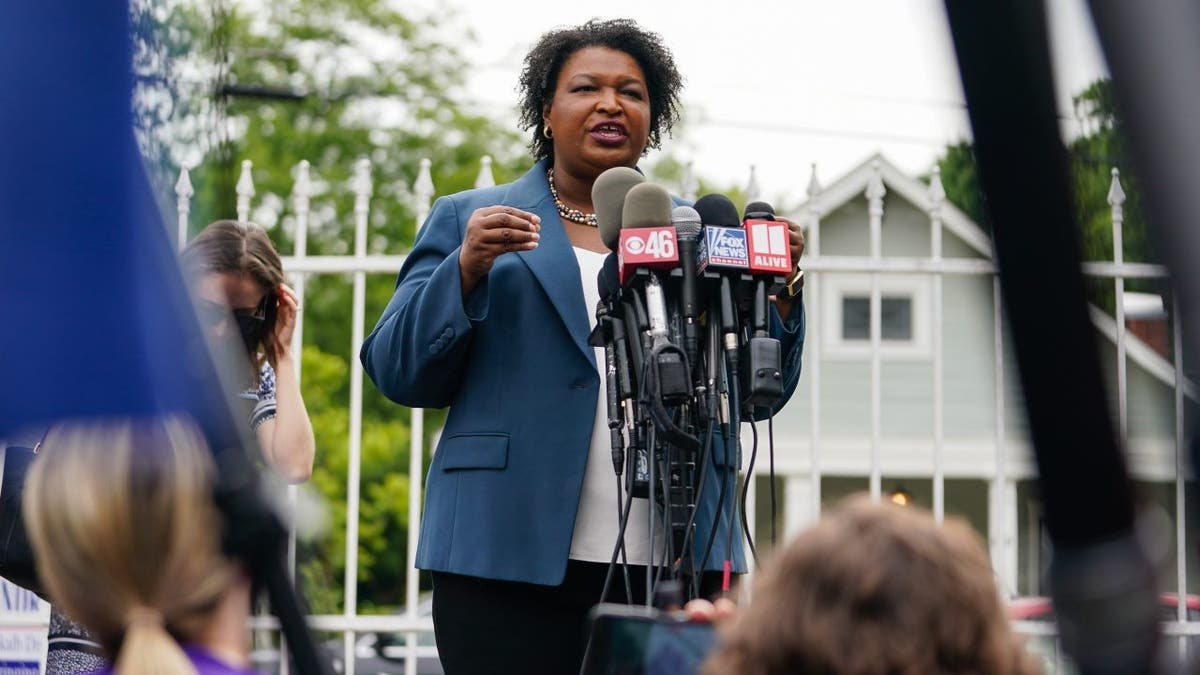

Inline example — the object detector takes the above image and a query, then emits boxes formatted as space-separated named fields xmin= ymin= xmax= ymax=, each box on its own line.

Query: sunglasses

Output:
xmin=196 ymin=296 xmax=272 ymax=355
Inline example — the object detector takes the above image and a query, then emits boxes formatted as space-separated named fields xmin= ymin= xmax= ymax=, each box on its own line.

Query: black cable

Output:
xmin=697 ymin=326 xmax=732 ymax=583
xmin=721 ymin=344 xmax=744 ymax=592
xmin=618 ymin=479 xmax=632 ymax=602
xmin=768 ymin=412 xmax=777 ymax=548
xmin=740 ymin=419 xmax=760 ymax=569
xmin=677 ymin=388 xmax=717 ymax=601
xmin=645 ymin=424 xmax=656 ymax=606
xmin=652 ymin=438 xmax=672 ymax=597
xmin=600 ymin=474 xmax=638 ymax=605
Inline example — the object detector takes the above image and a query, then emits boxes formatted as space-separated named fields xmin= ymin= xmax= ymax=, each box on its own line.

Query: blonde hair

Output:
xmin=23 ymin=416 xmax=237 ymax=675
xmin=703 ymin=496 xmax=1040 ymax=675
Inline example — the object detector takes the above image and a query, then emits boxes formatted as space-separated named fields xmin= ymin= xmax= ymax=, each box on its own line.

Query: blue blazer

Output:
xmin=361 ymin=158 xmax=805 ymax=586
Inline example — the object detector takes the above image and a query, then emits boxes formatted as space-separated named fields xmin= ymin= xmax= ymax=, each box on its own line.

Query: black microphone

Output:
xmin=740 ymin=201 xmax=784 ymax=408
xmin=592 ymin=254 xmax=640 ymax=478
xmin=693 ymin=194 xmax=741 ymax=228
xmin=691 ymin=194 xmax=745 ymax=471
xmin=692 ymin=194 xmax=744 ymax=372
xmin=671 ymin=205 xmax=703 ymax=372
xmin=743 ymin=200 xmax=775 ymax=221
xmin=595 ymin=300 xmax=626 ymax=477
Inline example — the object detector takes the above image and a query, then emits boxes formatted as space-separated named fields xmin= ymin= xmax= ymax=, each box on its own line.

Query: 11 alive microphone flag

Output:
xmin=745 ymin=218 xmax=792 ymax=274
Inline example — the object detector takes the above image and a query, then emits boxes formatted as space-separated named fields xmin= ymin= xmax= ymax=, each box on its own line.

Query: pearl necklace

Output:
xmin=547 ymin=168 xmax=598 ymax=227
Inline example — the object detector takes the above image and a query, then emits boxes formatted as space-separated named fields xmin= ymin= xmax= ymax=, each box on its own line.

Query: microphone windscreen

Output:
xmin=597 ymin=253 xmax=620 ymax=299
xmin=743 ymin=201 xmax=776 ymax=220
xmin=621 ymin=182 xmax=673 ymax=230
xmin=593 ymin=167 xmax=646 ymax=249
xmin=671 ymin=205 xmax=703 ymax=239
xmin=693 ymin=194 xmax=741 ymax=227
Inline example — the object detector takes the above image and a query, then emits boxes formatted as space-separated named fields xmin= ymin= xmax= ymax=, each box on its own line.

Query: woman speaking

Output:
xmin=362 ymin=18 xmax=805 ymax=674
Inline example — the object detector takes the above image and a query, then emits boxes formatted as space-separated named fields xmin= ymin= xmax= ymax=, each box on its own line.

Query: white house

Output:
xmin=759 ymin=153 xmax=1196 ymax=598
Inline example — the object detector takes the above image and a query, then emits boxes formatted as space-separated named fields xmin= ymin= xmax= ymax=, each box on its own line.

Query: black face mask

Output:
xmin=235 ymin=312 xmax=266 ymax=356
xmin=196 ymin=296 xmax=270 ymax=358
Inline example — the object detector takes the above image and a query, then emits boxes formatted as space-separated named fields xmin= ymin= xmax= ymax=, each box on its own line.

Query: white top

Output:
xmin=569 ymin=247 xmax=662 ymax=565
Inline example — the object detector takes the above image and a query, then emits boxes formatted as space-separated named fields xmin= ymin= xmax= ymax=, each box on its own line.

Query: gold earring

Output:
xmin=543 ymin=126 xmax=553 ymax=139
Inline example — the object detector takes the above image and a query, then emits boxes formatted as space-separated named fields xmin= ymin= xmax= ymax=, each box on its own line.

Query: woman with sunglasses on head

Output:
xmin=181 ymin=219 xmax=315 ymax=484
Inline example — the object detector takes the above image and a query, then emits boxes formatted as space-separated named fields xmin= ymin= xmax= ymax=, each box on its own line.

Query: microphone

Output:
xmin=595 ymin=300 xmax=626 ymax=476
xmin=693 ymin=194 xmax=749 ymax=277
xmin=593 ymin=167 xmax=647 ymax=251
xmin=617 ymin=182 xmax=679 ymax=285
xmin=692 ymin=194 xmax=745 ymax=361
xmin=620 ymin=184 xmax=694 ymax=416
xmin=692 ymin=194 xmax=745 ymax=469
xmin=742 ymin=201 xmax=792 ymax=277
xmin=743 ymin=201 xmax=774 ymax=220
xmin=671 ymin=206 xmax=703 ymax=370
xmin=592 ymin=254 xmax=642 ymax=484
xmin=740 ymin=201 xmax=786 ymax=408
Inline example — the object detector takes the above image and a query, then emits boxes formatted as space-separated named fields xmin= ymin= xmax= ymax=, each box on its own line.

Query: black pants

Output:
xmin=431 ymin=561 xmax=723 ymax=675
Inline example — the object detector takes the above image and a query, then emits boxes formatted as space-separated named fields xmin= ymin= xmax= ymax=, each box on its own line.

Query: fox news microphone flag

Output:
xmin=0 ymin=1 xmax=243 ymax=454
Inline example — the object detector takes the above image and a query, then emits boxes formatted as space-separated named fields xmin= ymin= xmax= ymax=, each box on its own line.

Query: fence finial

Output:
xmin=475 ymin=155 xmax=496 ymax=189
xmin=293 ymin=160 xmax=312 ymax=212
xmin=745 ymin=164 xmax=761 ymax=203
xmin=174 ymin=166 xmax=193 ymax=250
xmin=414 ymin=158 xmax=435 ymax=231
xmin=1107 ymin=167 xmax=1126 ymax=207
xmin=929 ymin=164 xmax=946 ymax=214
xmin=415 ymin=158 xmax=434 ymax=201
xmin=354 ymin=158 xmax=372 ymax=211
xmin=236 ymin=159 xmax=255 ymax=223
xmin=681 ymin=160 xmax=698 ymax=202
xmin=175 ymin=166 xmax=194 ymax=200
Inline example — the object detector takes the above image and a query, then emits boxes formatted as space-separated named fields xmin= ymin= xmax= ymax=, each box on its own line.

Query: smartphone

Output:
xmin=580 ymin=603 xmax=717 ymax=675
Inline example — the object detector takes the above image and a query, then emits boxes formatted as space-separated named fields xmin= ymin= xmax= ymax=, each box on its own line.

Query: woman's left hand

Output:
xmin=273 ymin=283 xmax=299 ymax=358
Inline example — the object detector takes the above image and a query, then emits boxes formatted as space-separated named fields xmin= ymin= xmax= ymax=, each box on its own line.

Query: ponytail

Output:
xmin=112 ymin=608 xmax=197 ymax=675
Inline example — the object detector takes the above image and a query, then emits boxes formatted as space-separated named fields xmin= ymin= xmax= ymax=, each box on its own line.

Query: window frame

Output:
xmin=822 ymin=273 xmax=932 ymax=360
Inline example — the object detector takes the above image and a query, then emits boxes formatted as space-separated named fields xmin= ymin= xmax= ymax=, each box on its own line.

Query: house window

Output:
xmin=822 ymin=274 xmax=931 ymax=360
xmin=841 ymin=296 xmax=913 ymax=341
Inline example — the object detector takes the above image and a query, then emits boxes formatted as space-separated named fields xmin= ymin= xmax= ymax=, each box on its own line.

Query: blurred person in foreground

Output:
xmin=361 ymin=18 xmax=805 ymax=675
xmin=181 ymin=219 xmax=315 ymax=484
xmin=690 ymin=496 xmax=1041 ymax=675
xmin=24 ymin=416 xmax=256 ymax=675
xmin=41 ymin=219 xmax=314 ymax=673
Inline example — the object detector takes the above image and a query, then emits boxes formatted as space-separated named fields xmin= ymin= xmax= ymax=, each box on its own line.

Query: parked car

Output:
xmin=1008 ymin=594 xmax=1200 ymax=674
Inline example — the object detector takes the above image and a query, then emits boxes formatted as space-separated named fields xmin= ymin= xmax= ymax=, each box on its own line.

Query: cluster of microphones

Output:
xmin=587 ymin=167 xmax=794 ymax=601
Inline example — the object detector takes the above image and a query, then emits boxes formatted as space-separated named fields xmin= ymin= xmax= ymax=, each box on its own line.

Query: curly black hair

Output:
xmin=517 ymin=18 xmax=684 ymax=161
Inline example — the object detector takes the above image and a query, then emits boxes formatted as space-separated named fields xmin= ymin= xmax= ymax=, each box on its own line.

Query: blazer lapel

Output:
xmin=505 ymin=160 xmax=596 ymax=368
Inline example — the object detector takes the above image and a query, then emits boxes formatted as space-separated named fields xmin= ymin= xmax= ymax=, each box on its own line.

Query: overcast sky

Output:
xmin=415 ymin=0 xmax=1109 ymax=206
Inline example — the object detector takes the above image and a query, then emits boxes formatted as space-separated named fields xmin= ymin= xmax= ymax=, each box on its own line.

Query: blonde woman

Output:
xmin=24 ymin=416 xmax=256 ymax=674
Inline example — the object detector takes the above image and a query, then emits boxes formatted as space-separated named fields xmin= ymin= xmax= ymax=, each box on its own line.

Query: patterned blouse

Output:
xmin=241 ymin=361 xmax=278 ymax=432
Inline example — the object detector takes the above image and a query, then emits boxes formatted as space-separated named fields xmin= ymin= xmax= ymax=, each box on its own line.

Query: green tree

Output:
xmin=136 ymin=0 xmax=526 ymax=615
xmin=933 ymin=78 xmax=1158 ymax=311
xmin=934 ymin=140 xmax=986 ymax=229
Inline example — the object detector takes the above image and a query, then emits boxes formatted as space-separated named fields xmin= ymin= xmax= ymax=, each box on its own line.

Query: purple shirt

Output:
xmin=93 ymin=644 xmax=257 ymax=675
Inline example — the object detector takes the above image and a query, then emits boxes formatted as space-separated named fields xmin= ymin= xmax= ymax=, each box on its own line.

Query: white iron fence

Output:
xmin=50 ymin=153 xmax=1199 ymax=673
